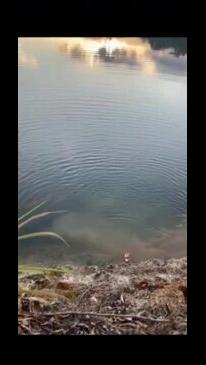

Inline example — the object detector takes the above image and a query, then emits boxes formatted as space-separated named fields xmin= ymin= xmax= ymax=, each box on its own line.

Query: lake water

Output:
xmin=18 ymin=37 xmax=187 ymax=265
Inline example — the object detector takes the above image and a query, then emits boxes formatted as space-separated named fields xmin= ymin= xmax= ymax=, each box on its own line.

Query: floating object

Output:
xmin=124 ymin=252 xmax=130 ymax=263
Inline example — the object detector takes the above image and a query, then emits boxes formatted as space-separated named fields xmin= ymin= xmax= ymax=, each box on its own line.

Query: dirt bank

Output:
xmin=18 ymin=257 xmax=187 ymax=335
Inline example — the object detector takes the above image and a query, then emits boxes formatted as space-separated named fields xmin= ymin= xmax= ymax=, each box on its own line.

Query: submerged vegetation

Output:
xmin=18 ymin=201 xmax=70 ymax=248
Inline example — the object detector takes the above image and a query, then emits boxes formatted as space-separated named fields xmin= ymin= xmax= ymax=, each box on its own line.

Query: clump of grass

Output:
xmin=18 ymin=200 xmax=70 ymax=248
xmin=18 ymin=287 xmax=71 ymax=302
xmin=18 ymin=264 xmax=72 ymax=274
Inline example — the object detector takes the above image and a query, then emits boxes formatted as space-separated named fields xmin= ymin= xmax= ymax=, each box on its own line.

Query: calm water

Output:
xmin=18 ymin=38 xmax=187 ymax=265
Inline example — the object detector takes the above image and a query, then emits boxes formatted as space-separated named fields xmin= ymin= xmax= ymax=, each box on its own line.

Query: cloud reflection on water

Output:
xmin=18 ymin=37 xmax=187 ymax=76
xmin=57 ymin=37 xmax=157 ymax=74
xmin=55 ymin=37 xmax=186 ymax=76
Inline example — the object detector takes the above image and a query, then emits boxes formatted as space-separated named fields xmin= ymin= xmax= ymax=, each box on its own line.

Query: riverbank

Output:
xmin=18 ymin=257 xmax=187 ymax=335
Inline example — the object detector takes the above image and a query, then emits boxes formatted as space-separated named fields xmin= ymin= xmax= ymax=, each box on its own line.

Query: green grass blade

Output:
xmin=18 ymin=265 xmax=72 ymax=274
xmin=18 ymin=201 xmax=47 ymax=222
xmin=18 ymin=231 xmax=70 ymax=248
xmin=18 ymin=210 xmax=67 ymax=230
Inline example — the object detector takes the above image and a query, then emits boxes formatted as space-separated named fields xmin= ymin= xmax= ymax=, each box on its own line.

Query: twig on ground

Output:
xmin=19 ymin=310 xmax=178 ymax=323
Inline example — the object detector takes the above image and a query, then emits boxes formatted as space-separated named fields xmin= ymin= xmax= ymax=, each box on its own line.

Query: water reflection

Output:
xmin=18 ymin=55 xmax=38 ymax=67
xmin=58 ymin=37 xmax=156 ymax=74
xmin=57 ymin=37 xmax=186 ymax=76
xmin=146 ymin=37 xmax=187 ymax=57
xmin=18 ymin=40 xmax=38 ymax=68
xmin=18 ymin=37 xmax=187 ymax=265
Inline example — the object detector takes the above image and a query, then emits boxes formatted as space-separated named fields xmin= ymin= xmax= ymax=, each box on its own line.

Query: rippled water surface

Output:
xmin=18 ymin=38 xmax=187 ymax=265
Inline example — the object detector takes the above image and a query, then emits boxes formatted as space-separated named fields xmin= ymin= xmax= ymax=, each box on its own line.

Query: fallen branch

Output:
xmin=19 ymin=311 xmax=176 ymax=323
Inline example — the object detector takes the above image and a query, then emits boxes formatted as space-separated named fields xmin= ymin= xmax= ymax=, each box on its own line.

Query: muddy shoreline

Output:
xmin=18 ymin=257 xmax=187 ymax=335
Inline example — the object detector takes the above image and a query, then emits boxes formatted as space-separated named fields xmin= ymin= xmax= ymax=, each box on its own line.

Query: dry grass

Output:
xmin=18 ymin=258 xmax=187 ymax=335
